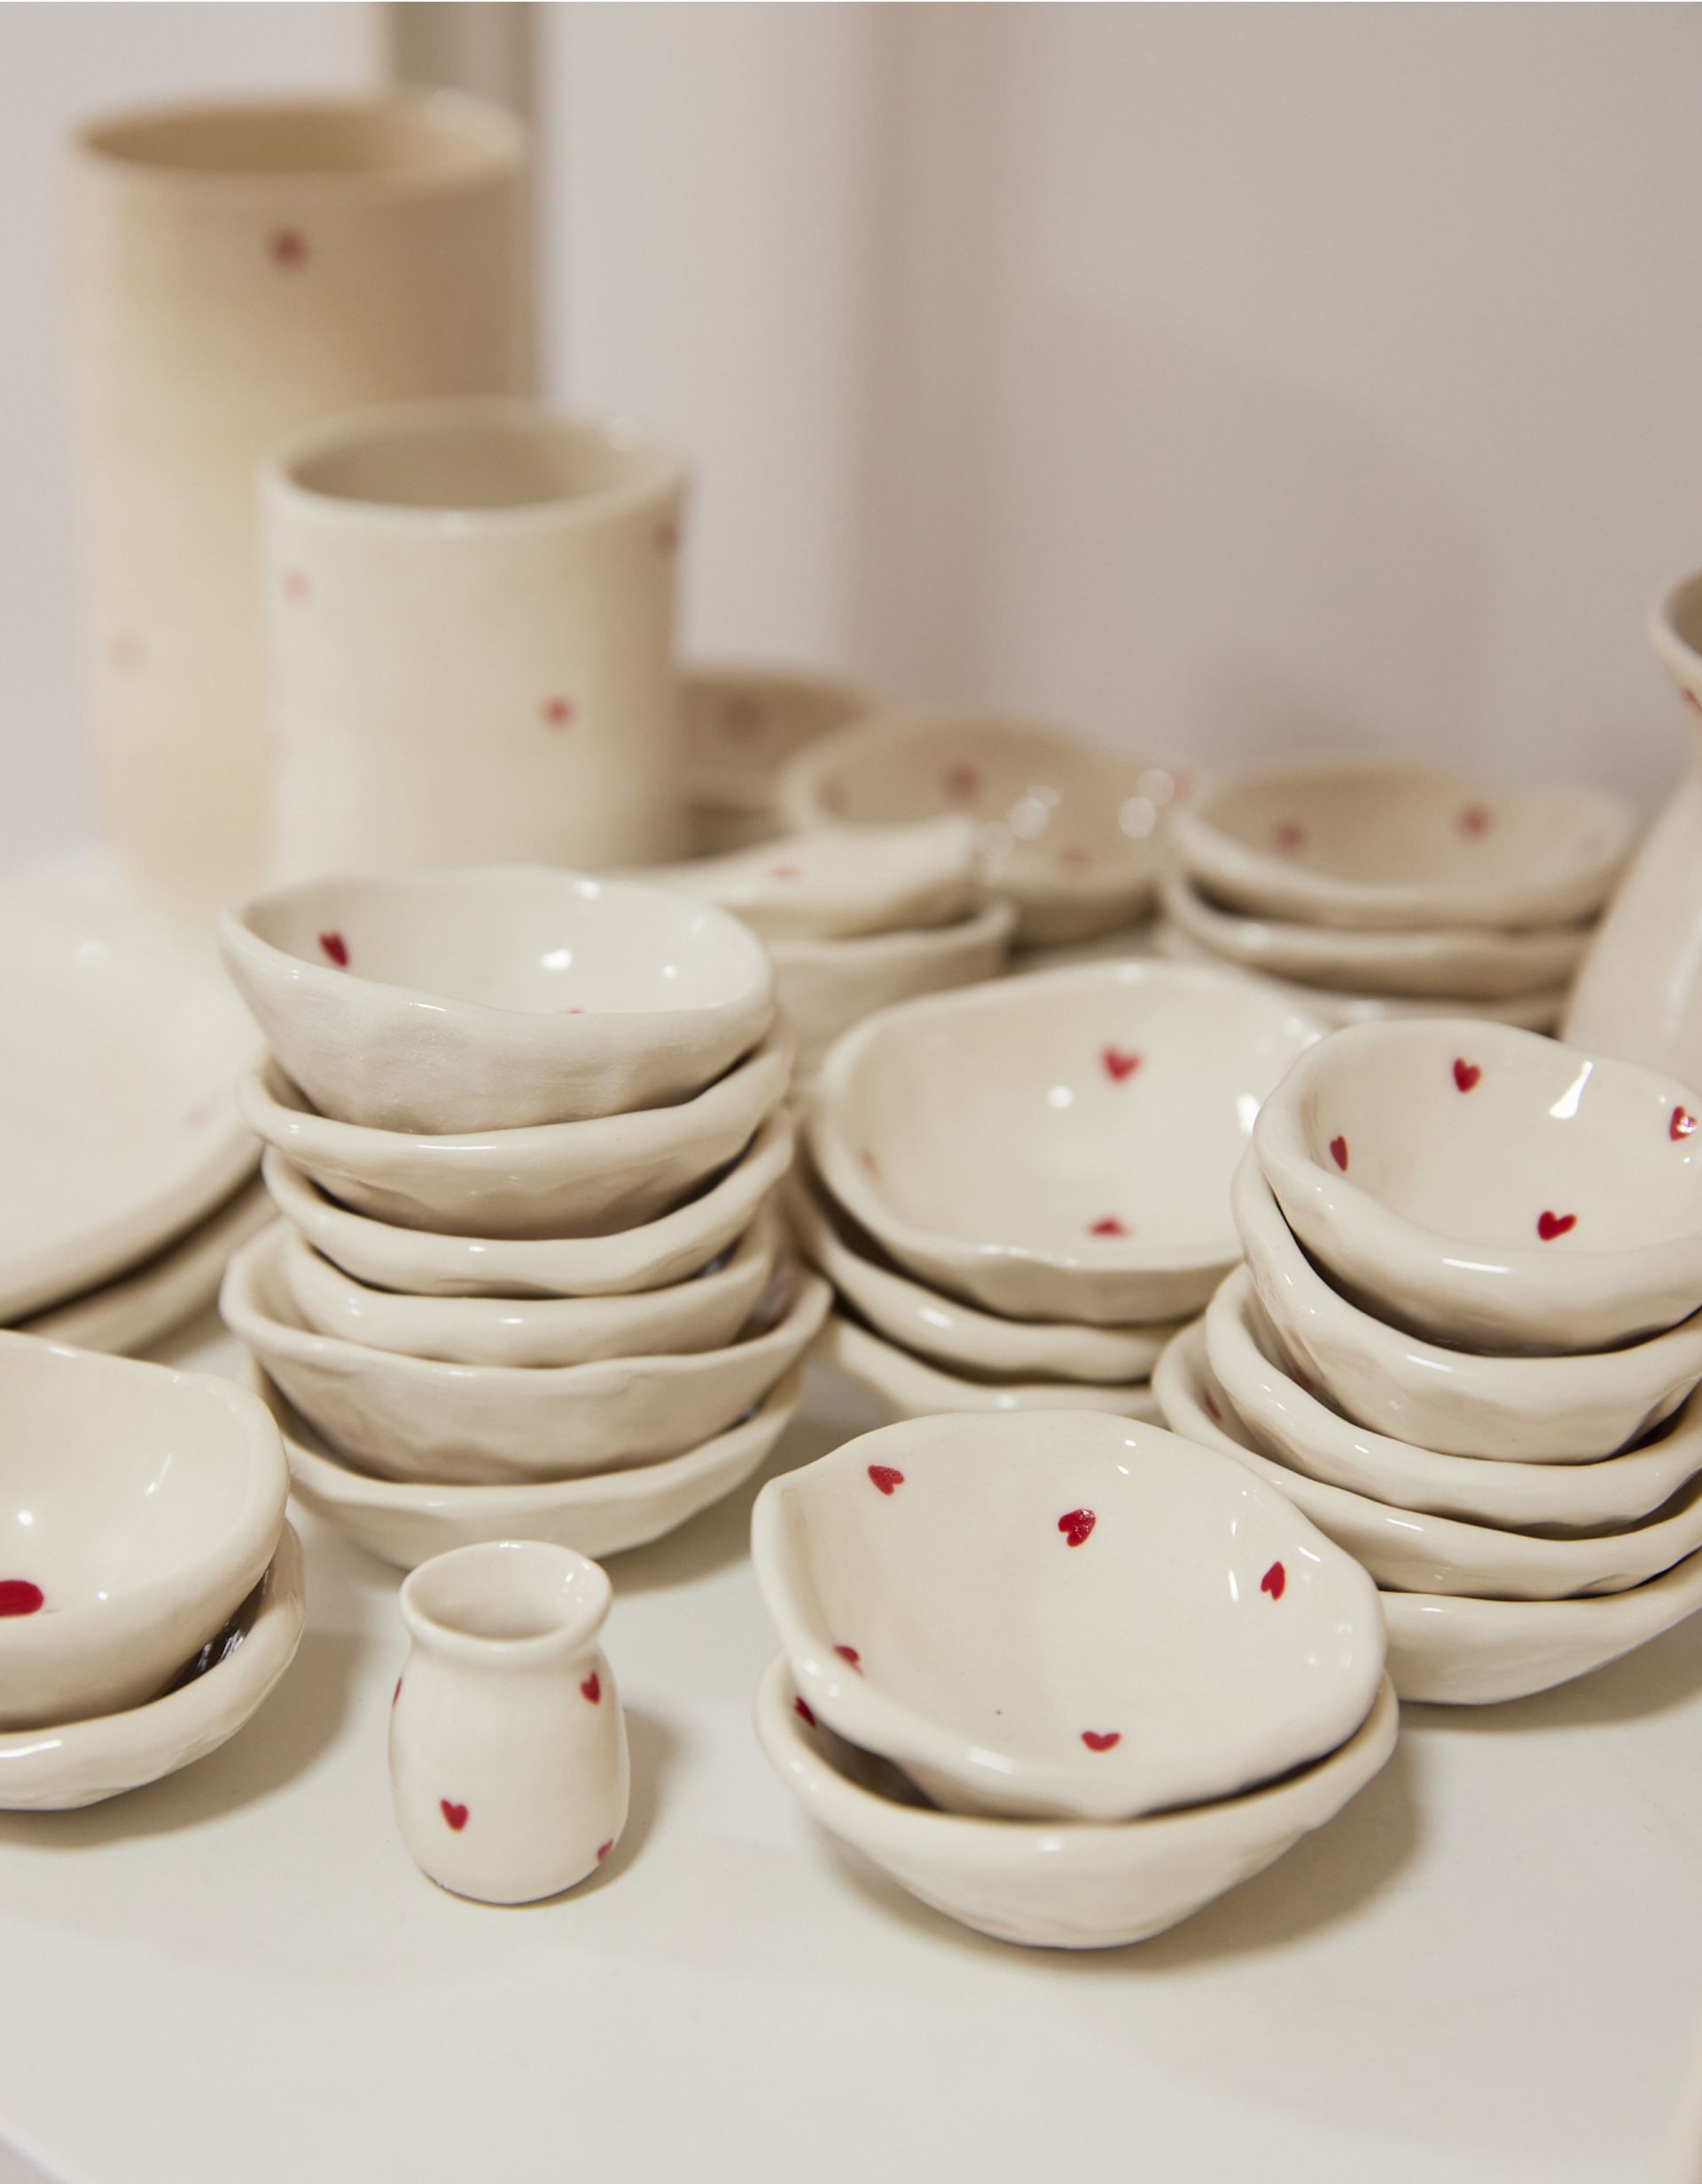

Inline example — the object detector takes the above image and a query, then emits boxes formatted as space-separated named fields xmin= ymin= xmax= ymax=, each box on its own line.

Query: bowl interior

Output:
xmin=684 ymin=669 xmax=870 ymax=777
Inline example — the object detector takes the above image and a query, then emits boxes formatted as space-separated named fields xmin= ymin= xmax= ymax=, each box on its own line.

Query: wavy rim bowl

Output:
xmin=818 ymin=1311 xmax=1164 ymax=1422
xmin=645 ymin=815 xmax=981 ymax=943
xmin=771 ymin=897 xmax=1018 ymax=1072
xmin=683 ymin=663 xmax=874 ymax=814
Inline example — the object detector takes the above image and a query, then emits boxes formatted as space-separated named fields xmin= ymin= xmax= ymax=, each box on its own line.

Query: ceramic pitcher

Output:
xmin=390 ymin=1540 xmax=629 ymax=1905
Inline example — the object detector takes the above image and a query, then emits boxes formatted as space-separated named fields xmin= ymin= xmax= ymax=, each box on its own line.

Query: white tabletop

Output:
xmin=2 ymin=1313 xmax=1701 ymax=2184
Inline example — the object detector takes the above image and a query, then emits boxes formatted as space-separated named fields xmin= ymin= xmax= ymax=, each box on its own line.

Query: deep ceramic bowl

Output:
xmin=646 ymin=816 xmax=980 ymax=943
xmin=817 ymin=1312 xmax=1164 ymax=1424
xmin=751 ymin=1410 xmax=1384 ymax=1822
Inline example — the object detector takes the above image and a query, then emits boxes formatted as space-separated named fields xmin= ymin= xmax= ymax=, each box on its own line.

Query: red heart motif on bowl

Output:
xmin=1453 ymin=1059 xmax=1481 ymax=1092
xmin=1081 ymin=1730 xmax=1121 ymax=1752
xmin=1261 ymin=1561 xmax=1286 ymax=1600
xmin=1536 ymin=1210 xmax=1577 ymax=1241
xmin=440 ymin=1800 xmax=469 ymax=1832
xmin=1674 ymin=1108 xmax=1697 ymax=1143
xmin=1058 ymin=1508 xmax=1096 ymax=1548
xmin=1329 ymin=1135 xmax=1348 ymax=1171
xmin=868 ymin=1464 xmax=905 ymax=1496
xmin=1101 ymin=1045 xmax=1142 ymax=1083
xmin=580 ymin=1672 xmax=601 ymax=1704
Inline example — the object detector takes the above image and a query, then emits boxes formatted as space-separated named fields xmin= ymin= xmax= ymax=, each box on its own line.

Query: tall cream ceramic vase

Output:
xmin=262 ymin=401 xmax=690 ymax=882
xmin=66 ymin=94 xmax=531 ymax=913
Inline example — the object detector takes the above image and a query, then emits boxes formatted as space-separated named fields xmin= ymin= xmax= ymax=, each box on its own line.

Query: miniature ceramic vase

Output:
xmin=389 ymin=1540 xmax=628 ymax=1905
xmin=1565 ymin=572 xmax=1702 ymax=1087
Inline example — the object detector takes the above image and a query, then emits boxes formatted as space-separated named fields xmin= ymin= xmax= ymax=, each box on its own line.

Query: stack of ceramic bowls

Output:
xmin=1161 ymin=753 xmax=1638 ymax=1030
xmin=683 ymin=664 xmax=874 ymax=853
xmin=797 ymin=961 xmax=1325 ymax=1418
xmin=1154 ymin=1016 xmax=1702 ymax=1706
xmin=0 ymin=1334 xmax=301 ymax=1810
xmin=216 ymin=865 xmax=825 ymax=1572
xmin=748 ymin=1412 xmax=1395 ymax=1948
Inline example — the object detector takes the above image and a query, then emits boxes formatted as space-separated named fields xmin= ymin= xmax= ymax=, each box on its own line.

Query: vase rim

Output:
xmin=401 ymin=1539 xmax=613 ymax=1664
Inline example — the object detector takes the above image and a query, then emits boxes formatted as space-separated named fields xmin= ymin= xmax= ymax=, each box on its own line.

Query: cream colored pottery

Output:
xmin=0 ymin=886 xmax=260 ymax=1322
xmin=1207 ymin=1268 xmax=1702 ymax=1533
xmin=256 ymin=1362 xmax=802 ymax=1572
xmin=262 ymin=1113 xmax=792 ymax=1299
xmin=645 ymin=818 xmax=978 ymax=942
xmin=810 ymin=963 xmax=1323 ymax=1324
xmin=1234 ymin=1154 xmax=1702 ymax=1462
xmin=0 ymin=1333 xmax=289 ymax=1729
xmin=0 ymin=1523 xmax=304 ymax=1810
xmin=222 ymin=1223 xmax=827 ymax=1486
xmin=66 ymin=93 xmax=530 ymax=912
xmin=222 ymin=866 xmax=776 ymax=1135
xmin=818 ymin=1313 xmax=1164 ymax=1423
xmin=1174 ymin=753 xmax=1636 ymax=932
xmin=752 ymin=1412 xmax=1384 ymax=1822
xmin=391 ymin=1541 xmax=628 ymax=1903
xmin=1161 ymin=871 xmax=1589 ymax=1001
xmin=265 ymin=402 xmax=687 ymax=884
xmin=1255 ymin=1019 xmax=1702 ymax=1353
xmin=684 ymin=664 xmax=873 ymax=823
xmin=754 ymin=1658 xmax=1397 ymax=1950
xmin=281 ymin=1210 xmax=779 ymax=1367
xmin=773 ymin=900 xmax=1018 ymax=1079
xmin=780 ymin=707 xmax=1183 ymax=946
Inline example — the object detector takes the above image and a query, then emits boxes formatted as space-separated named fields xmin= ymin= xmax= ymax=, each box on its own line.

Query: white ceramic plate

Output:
xmin=819 ymin=1312 xmax=1165 ymax=1422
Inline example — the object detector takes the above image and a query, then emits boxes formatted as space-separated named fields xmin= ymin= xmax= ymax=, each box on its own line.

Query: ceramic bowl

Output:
xmin=819 ymin=1312 xmax=1164 ymax=1423
xmin=1253 ymin=1019 xmax=1702 ymax=1353
xmin=646 ymin=817 xmax=980 ymax=943
xmin=787 ymin=1171 xmax=1185 ymax=1384
xmin=1172 ymin=754 xmax=1636 ymax=932
xmin=1206 ymin=1268 xmax=1702 ymax=1532
xmin=773 ymin=900 xmax=1018 ymax=1076
xmin=683 ymin=664 xmax=873 ymax=822
xmin=222 ymin=1222 xmax=829 ymax=1486
xmin=261 ymin=1112 xmax=793 ymax=1298
xmin=752 ymin=1410 xmax=1384 ymax=1821
xmin=219 ymin=866 xmax=777 ymax=1133
xmin=1162 ymin=870 xmax=1589 ymax=1001
xmin=755 ymin=1657 xmax=1396 ymax=1949
xmin=237 ymin=1029 xmax=792 ymax=1241
xmin=810 ymin=963 xmax=1323 ymax=1324
xmin=780 ymin=706 xmax=1184 ymax=946
xmin=1234 ymin=1154 xmax=1702 ymax=1462
xmin=0 ymin=1333 xmax=290 ymax=1730
xmin=0 ymin=1523 xmax=305 ymax=1811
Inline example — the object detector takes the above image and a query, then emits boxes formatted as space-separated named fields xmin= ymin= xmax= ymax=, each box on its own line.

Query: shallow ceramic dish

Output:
xmin=257 ymin=1365 xmax=801 ymax=1572
xmin=281 ymin=1210 xmax=780 ymax=1367
xmin=810 ymin=963 xmax=1323 ymax=1324
xmin=219 ymin=866 xmax=777 ymax=1133
xmin=1207 ymin=1268 xmax=1702 ymax=1532
xmin=262 ymin=1112 xmax=792 ymax=1298
xmin=0 ymin=1523 xmax=304 ymax=1811
xmin=1234 ymin=1155 xmax=1702 ymax=1462
xmin=0 ymin=1333 xmax=289 ymax=1729
xmin=1162 ymin=870 xmax=1589 ymax=1001
xmin=238 ymin=1029 xmax=792 ymax=1240
xmin=222 ymin=1223 xmax=829 ymax=1486
xmin=683 ymin=663 xmax=873 ymax=821
xmin=773 ymin=899 xmax=1017 ymax=1075
xmin=1173 ymin=754 xmax=1636 ymax=932
xmin=0 ymin=886 xmax=260 ymax=1321
xmin=819 ymin=1313 xmax=1164 ymax=1423
xmin=781 ymin=707 xmax=1184 ymax=946
xmin=646 ymin=817 xmax=980 ymax=943
xmin=1254 ymin=1019 xmax=1702 ymax=1353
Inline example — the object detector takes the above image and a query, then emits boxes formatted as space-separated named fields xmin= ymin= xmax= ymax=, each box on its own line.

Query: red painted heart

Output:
xmin=0 ymin=1580 xmax=43 ymax=1617
xmin=1453 ymin=1058 xmax=1481 ymax=1092
xmin=1261 ymin=1561 xmax=1286 ymax=1600
xmin=318 ymin=931 xmax=348 ymax=968
xmin=1536 ymin=1210 xmax=1577 ymax=1241
xmin=833 ymin=1645 xmax=862 ymax=1671
xmin=1081 ymin=1731 xmax=1121 ymax=1752
xmin=1329 ymin=1135 xmax=1348 ymax=1171
xmin=280 ymin=569 xmax=310 ymax=604
xmin=596 ymin=1838 xmax=614 ymax=1863
xmin=580 ymin=1672 xmax=601 ymax=1704
xmin=1458 ymin=803 xmax=1492 ymax=838
xmin=769 ymin=863 xmax=803 ymax=882
xmin=269 ymin=227 xmax=308 ymax=268
xmin=1101 ymin=1045 xmax=1142 ymax=1083
xmin=1058 ymin=1508 xmax=1096 ymax=1548
xmin=1274 ymin=821 xmax=1306 ymax=853
xmin=542 ymin=696 xmax=574 ymax=727
xmin=793 ymin=1696 xmax=817 ymax=1727
xmin=1674 ymin=1108 xmax=1698 ymax=1142
xmin=941 ymin=763 xmax=980 ymax=803
xmin=1089 ymin=1215 xmax=1128 ymax=1236
xmin=440 ymin=1800 xmax=469 ymax=1831
xmin=392 ymin=1677 xmax=402 ymax=1708
xmin=868 ymin=1464 xmax=905 ymax=1495
xmin=1203 ymin=1391 xmax=1223 ymax=1425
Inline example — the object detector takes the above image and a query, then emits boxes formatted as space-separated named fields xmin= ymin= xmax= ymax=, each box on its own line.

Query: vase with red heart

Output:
xmin=389 ymin=1540 xmax=628 ymax=1905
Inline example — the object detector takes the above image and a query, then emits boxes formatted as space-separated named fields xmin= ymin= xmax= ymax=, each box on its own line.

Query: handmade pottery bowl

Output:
xmin=810 ymin=963 xmax=1323 ymax=1324
xmin=1172 ymin=753 xmax=1636 ymax=932
xmin=261 ymin=1112 xmax=793 ymax=1297
xmin=219 ymin=866 xmax=777 ymax=1133
xmin=222 ymin=1222 xmax=829 ymax=1486
xmin=818 ymin=1312 xmax=1164 ymax=1424
xmin=751 ymin=1411 xmax=1384 ymax=1821
xmin=683 ymin=664 xmax=873 ymax=826
xmin=237 ymin=1028 xmax=792 ymax=1240
xmin=0 ymin=1334 xmax=289 ymax=1729
xmin=0 ymin=1523 xmax=305 ymax=1811
xmin=754 ymin=1657 xmax=1397 ymax=1949
xmin=646 ymin=816 xmax=980 ymax=943
xmin=1233 ymin=1154 xmax=1702 ymax=1462
xmin=1254 ymin=1019 xmax=1702 ymax=1353
xmin=772 ymin=899 xmax=1017 ymax=1076
xmin=780 ymin=706 xmax=1183 ymax=946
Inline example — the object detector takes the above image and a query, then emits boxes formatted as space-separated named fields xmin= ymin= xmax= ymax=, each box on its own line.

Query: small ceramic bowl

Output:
xmin=1206 ymin=1268 xmax=1702 ymax=1532
xmin=237 ymin=1028 xmax=792 ymax=1240
xmin=0 ymin=1523 xmax=305 ymax=1811
xmin=810 ymin=962 xmax=1323 ymax=1324
xmin=1254 ymin=1019 xmax=1702 ymax=1353
xmin=780 ymin=707 xmax=1184 ymax=946
xmin=219 ymin=866 xmax=777 ymax=1133
xmin=262 ymin=1112 xmax=793 ymax=1297
xmin=819 ymin=1312 xmax=1164 ymax=1423
xmin=754 ymin=1657 xmax=1397 ymax=1949
xmin=773 ymin=899 xmax=1017 ymax=1076
xmin=751 ymin=1410 xmax=1384 ymax=1821
xmin=683 ymin=663 xmax=873 ymax=825
xmin=1172 ymin=754 xmax=1636 ymax=932
xmin=646 ymin=817 xmax=980 ymax=943
xmin=0 ymin=1333 xmax=290 ymax=1730
xmin=1234 ymin=1154 xmax=1702 ymax=1462
xmin=222 ymin=1222 xmax=829 ymax=1486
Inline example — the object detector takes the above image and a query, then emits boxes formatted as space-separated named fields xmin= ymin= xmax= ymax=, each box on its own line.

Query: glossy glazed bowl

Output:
xmin=1254 ymin=1019 xmax=1702 ymax=1353
xmin=646 ymin=816 xmax=980 ymax=942
xmin=772 ymin=899 xmax=1017 ymax=1077
xmin=818 ymin=1312 xmax=1164 ymax=1424
xmin=751 ymin=1411 xmax=1384 ymax=1821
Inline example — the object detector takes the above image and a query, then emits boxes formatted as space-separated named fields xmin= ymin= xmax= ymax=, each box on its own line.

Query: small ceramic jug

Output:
xmin=390 ymin=1540 xmax=628 ymax=1905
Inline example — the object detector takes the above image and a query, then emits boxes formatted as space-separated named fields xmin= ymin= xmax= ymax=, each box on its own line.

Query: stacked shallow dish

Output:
xmin=799 ymin=961 xmax=1324 ymax=1419
xmin=1154 ymin=1017 xmax=1702 ymax=1704
xmin=217 ymin=866 xmax=824 ymax=1571
xmin=1161 ymin=753 xmax=1638 ymax=1030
